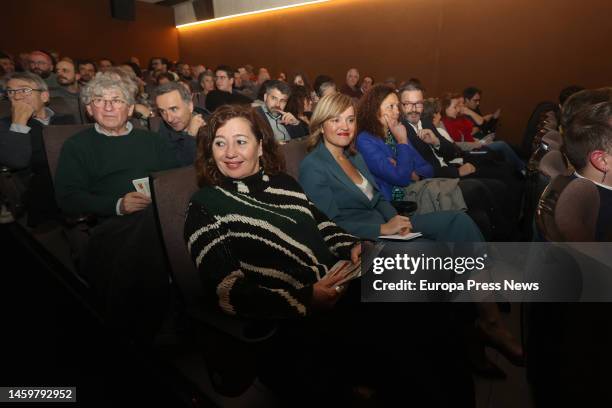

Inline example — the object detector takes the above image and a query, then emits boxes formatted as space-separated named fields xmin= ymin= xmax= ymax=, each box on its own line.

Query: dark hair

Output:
xmin=257 ymin=79 xmax=274 ymax=100
xmin=313 ymin=74 xmax=335 ymax=97
xmin=291 ymin=71 xmax=312 ymax=92
xmin=215 ymin=64 xmax=235 ymax=79
xmin=357 ymin=84 xmax=396 ymax=139
xmin=463 ymin=86 xmax=482 ymax=100
xmin=563 ymin=101 xmax=612 ymax=171
xmin=195 ymin=105 xmax=285 ymax=186
xmin=122 ymin=61 xmax=142 ymax=79
xmin=440 ymin=92 xmax=463 ymax=117
xmin=148 ymin=57 xmax=168 ymax=71
xmin=422 ymin=98 xmax=442 ymax=122
xmin=361 ymin=75 xmax=374 ymax=83
xmin=561 ymin=88 xmax=612 ymax=130
xmin=156 ymin=72 xmax=175 ymax=84
xmin=285 ymin=85 xmax=310 ymax=118
xmin=559 ymin=85 xmax=585 ymax=106
xmin=264 ymin=79 xmax=291 ymax=97
xmin=76 ymin=59 xmax=97 ymax=71
xmin=99 ymin=58 xmax=114 ymax=65
xmin=155 ymin=80 xmax=192 ymax=103
xmin=0 ymin=51 xmax=12 ymax=60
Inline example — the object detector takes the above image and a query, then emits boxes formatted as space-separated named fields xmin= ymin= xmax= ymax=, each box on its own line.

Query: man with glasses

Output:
xmin=28 ymin=50 xmax=58 ymax=88
xmin=205 ymin=65 xmax=252 ymax=113
xmin=256 ymin=80 xmax=307 ymax=141
xmin=0 ymin=72 xmax=75 ymax=225
xmin=55 ymin=72 xmax=178 ymax=218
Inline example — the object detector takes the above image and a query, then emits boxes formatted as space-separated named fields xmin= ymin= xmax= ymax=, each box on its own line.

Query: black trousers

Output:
xmin=257 ymin=281 xmax=475 ymax=407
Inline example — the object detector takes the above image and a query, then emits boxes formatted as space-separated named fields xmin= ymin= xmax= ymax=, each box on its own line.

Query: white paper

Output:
xmin=378 ymin=232 xmax=423 ymax=241
xmin=132 ymin=177 xmax=151 ymax=197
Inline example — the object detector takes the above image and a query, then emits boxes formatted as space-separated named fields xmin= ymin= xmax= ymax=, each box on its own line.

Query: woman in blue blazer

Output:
xmin=299 ymin=93 xmax=483 ymax=242
xmin=354 ymin=85 xmax=433 ymax=202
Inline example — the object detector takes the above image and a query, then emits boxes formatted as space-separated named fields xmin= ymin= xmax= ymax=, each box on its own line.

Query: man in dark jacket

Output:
xmin=255 ymin=80 xmax=307 ymax=141
xmin=0 ymin=72 xmax=75 ymax=225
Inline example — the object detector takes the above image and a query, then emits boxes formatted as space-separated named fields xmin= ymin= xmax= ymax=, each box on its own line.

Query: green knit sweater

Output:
xmin=184 ymin=171 xmax=360 ymax=320
xmin=55 ymin=126 xmax=179 ymax=216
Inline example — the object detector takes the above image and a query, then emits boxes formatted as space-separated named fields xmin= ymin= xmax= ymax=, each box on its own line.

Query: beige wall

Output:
xmin=178 ymin=0 xmax=612 ymax=143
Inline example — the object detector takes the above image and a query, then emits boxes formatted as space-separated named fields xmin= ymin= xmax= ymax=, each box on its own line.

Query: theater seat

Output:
xmin=536 ymin=175 xmax=599 ymax=241
xmin=150 ymin=166 xmax=276 ymax=398
xmin=279 ymin=137 xmax=309 ymax=180
xmin=43 ymin=124 xmax=93 ymax=181
xmin=538 ymin=150 xmax=571 ymax=179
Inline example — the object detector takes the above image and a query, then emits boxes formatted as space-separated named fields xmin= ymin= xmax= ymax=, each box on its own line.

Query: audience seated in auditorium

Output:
xmin=55 ymin=72 xmax=178 ymax=218
xmin=0 ymin=72 xmax=75 ymax=225
xmin=28 ymin=50 xmax=58 ymax=88
xmin=184 ymin=103 xmax=475 ymax=405
xmin=255 ymin=80 xmax=308 ymax=141
xmin=399 ymin=83 xmax=519 ymax=240
xmin=441 ymin=93 xmax=525 ymax=173
xmin=339 ymin=68 xmax=363 ymax=99
xmin=205 ymin=65 xmax=253 ymax=113
xmin=563 ymin=95 xmax=612 ymax=241
xmin=300 ymin=93 xmax=482 ymax=242
xmin=154 ymin=81 xmax=206 ymax=166
xmin=463 ymin=86 xmax=501 ymax=136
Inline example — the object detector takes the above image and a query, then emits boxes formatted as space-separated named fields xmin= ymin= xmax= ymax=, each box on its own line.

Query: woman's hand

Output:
xmin=312 ymin=271 xmax=347 ymax=310
xmin=384 ymin=114 xmax=408 ymax=144
xmin=350 ymin=243 xmax=362 ymax=264
xmin=380 ymin=215 xmax=412 ymax=236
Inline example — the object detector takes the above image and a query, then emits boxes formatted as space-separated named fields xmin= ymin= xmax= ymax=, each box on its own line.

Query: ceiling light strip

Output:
xmin=176 ymin=0 xmax=330 ymax=28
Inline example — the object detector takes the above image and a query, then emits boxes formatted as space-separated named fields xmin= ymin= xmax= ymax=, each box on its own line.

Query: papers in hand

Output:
xmin=132 ymin=177 xmax=151 ymax=198
xmin=326 ymin=259 xmax=361 ymax=286
xmin=378 ymin=232 xmax=423 ymax=241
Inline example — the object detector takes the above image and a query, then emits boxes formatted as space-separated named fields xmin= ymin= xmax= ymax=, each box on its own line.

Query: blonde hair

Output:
xmin=307 ymin=93 xmax=358 ymax=154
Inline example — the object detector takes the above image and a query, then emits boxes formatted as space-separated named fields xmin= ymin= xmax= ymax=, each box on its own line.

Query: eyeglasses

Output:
xmin=401 ymin=102 xmax=424 ymax=110
xmin=91 ymin=98 xmax=127 ymax=108
xmin=6 ymin=87 xmax=44 ymax=97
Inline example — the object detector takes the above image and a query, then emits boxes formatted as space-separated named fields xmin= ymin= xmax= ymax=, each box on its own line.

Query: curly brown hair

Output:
xmin=357 ymin=84 xmax=396 ymax=139
xmin=195 ymin=105 xmax=286 ymax=187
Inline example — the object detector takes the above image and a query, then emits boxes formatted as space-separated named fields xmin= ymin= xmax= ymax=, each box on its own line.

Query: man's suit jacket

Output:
xmin=401 ymin=118 xmax=464 ymax=179
xmin=299 ymin=141 xmax=396 ymax=240
xmin=255 ymin=106 xmax=308 ymax=140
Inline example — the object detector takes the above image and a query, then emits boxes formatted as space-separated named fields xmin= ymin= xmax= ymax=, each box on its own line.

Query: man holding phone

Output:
xmin=256 ymin=80 xmax=308 ymax=141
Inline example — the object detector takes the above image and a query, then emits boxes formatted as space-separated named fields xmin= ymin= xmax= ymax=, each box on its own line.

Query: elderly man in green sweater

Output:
xmin=55 ymin=72 xmax=179 ymax=218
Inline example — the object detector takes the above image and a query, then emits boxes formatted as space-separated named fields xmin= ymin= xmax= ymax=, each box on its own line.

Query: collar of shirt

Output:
xmin=95 ymin=121 xmax=133 ymax=137
xmin=574 ymin=171 xmax=612 ymax=191
xmin=33 ymin=107 xmax=55 ymax=126
xmin=407 ymin=119 xmax=422 ymax=133
xmin=262 ymin=105 xmax=289 ymax=141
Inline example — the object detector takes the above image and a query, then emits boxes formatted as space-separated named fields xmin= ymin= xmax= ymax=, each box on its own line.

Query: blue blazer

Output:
xmin=356 ymin=130 xmax=433 ymax=201
xmin=299 ymin=142 xmax=397 ymax=240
